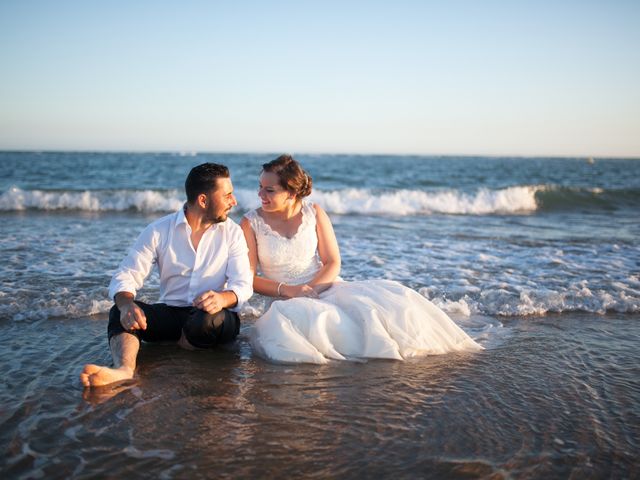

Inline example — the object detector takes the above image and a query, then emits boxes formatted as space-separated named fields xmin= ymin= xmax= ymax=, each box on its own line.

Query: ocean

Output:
xmin=1 ymin=152 xmax=639 ymax=478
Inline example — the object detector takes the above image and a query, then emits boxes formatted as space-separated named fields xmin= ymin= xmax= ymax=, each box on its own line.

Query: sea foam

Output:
xmin=1 ymin=186 xmax=541 ymax=215
xmin=3 ymin=280 xmax=637 ymax=323
xmin=310 ymin=186 xmax=539 ymax=215
xmin=420 ymin=286 xmax=640 ymax=316
xmin=0 ymin=187 xmax=184 ymax=212
xmin=3 ymin=184 xmax=634 ymax=214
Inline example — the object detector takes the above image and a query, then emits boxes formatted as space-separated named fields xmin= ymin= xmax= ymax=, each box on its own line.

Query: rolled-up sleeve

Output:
xmin=224 ymin=226 xmax=253 ymax=311
xmin=108 ymin=225 xmax=158 ymax=300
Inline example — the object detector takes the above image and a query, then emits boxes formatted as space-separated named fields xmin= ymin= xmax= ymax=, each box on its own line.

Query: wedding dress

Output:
xmin=244 ymin=202 xmax=482 ymax=364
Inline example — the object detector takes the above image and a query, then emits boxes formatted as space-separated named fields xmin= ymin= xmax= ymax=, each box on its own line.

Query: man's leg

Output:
xmin=80 ymin=333 xmax=139 ymax=387
xmin=181 ymin=308 xmax=240 ymax=348
xmin=80 ymin=302 xmax=185 ymax=388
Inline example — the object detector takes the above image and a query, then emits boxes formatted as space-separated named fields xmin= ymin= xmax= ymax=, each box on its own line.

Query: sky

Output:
xmin=0 ymin=0 xmax=639 ymax=157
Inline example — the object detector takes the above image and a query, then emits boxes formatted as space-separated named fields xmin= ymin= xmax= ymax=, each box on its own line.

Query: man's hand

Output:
xmin=119 ymin=302 xmax=147 ymax=331
xmin=114 ymin=292 xmax=147 ymax=331
xmin=193 ymin=290 xmax=226 ymax=315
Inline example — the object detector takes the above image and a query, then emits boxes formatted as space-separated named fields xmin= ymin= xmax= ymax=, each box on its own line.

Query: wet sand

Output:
xmin=1 ymin=313 xmax=638 ymax=479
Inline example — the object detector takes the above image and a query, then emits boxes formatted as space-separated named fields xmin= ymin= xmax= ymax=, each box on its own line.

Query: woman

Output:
xmin=241 ymin=155 xmax=482 ymax=364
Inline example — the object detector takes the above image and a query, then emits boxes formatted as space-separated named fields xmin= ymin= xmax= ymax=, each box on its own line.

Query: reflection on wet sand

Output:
xmin=1 ymin=315 xmax=639 ymax=478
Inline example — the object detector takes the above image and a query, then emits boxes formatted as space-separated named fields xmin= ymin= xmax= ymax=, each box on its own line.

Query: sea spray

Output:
xmin=4 ymin=185 xmax=637 ymax=215
xmin=1 ymin=186 xmax=541 ymax=215
xmin=310 ymin=186 xmax=539 ymax=215
xmin=0 ymin=187 xmax=184 ymax=212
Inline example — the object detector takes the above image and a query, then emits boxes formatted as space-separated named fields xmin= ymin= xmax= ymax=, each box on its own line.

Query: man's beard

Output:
xmin=206 ymin=205 xmax=230 ymax=224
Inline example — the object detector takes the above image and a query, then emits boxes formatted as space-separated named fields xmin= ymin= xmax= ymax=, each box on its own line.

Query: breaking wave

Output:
xmin=310 ymin=186 xmax=538 ymax=215
xmin=1 ymin=185 xmax=638 ymax=215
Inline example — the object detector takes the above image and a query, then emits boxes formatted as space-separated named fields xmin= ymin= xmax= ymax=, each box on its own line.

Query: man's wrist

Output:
xmin=114 ymin=292 xmax=135 ymax=308
xmin=218 ymin=290 xmax=238 ymax=309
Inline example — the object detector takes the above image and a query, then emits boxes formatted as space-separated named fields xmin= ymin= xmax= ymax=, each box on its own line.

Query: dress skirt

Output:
xmin=251 ymin=279 xmax=483 ymax=364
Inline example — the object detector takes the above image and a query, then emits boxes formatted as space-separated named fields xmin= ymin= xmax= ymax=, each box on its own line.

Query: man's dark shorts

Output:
xmin=107 ymin=301 xmax=240 ymax=348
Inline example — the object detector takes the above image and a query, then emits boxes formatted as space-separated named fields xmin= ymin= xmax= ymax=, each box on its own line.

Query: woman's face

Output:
xmin=258 ymin=171 xmax=292 ymax=212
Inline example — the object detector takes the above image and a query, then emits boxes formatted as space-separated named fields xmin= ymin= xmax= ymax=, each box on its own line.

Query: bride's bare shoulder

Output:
xmin=311 ymin=203 xmax=327 ymax=215
xmin=240 ymin=214 xmax=256 ymax=234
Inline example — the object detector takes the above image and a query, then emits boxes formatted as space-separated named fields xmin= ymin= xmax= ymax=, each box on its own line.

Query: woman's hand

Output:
xmin=281 ymin=283 xmax=319 ymax=299
xmin=311 ymin=282 xmax=333 ymax=295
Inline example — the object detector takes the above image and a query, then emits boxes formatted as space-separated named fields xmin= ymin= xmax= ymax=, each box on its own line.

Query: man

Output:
xmin=80 ymin=163 xmax=253 ymax=388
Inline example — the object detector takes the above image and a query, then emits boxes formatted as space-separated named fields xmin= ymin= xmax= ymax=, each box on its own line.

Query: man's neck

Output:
xmin=184 ymin=203 xmax=214 ymax=233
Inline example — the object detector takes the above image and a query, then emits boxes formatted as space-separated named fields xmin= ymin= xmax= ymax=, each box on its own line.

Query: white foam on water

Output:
xmin=0 ymin=187 xmax=184 ymax=212
xmin=308 ymin=185 xmax=540 ymax=215
xmin=2 ymin=278 xmax=638 ymax=323
xmin=3 ymin=293 xmax=114 ymax=322
xmin=433 ymin=297 xmax=474 ymax=316
xmin=86 ymin=299 xmax=114 ymax=316
xmin=1 ymin=181 xmax=637 ymax=323
xmin=421 ymin=287 xmax=640 ymax=317
xmin=1 ymin=186 xmax=541 ymax=215
xmin=234 ymin=188 xmax=262 ymax=211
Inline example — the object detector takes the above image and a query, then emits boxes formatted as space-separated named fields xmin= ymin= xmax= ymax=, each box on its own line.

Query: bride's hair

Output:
xmin=262 ymin=154 xmax=313 ymax=199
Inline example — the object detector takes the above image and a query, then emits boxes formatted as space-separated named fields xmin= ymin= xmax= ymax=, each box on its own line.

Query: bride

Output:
xmin=240 ymin=154 xmax=482 ymax=364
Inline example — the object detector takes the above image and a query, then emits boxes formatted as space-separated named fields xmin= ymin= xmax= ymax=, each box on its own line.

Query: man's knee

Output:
xmin=107 ymin=304 xmax=141 ymax=343
xmin=107 ymin=304 xmax=123 ymax=340
xmin=183 ymin=309 xmax=239 ymax=348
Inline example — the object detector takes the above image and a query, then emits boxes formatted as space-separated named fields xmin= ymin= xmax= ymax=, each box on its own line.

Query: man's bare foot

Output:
xmin=80 ymin=364 xmax=134 ymax=387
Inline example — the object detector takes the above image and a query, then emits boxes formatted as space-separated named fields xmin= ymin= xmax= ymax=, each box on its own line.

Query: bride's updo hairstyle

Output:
xmin=262 ymin=154 xmax=313 ymax=199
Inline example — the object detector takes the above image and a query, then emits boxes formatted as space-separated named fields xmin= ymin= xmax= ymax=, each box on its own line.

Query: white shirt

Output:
xmin=109 ymin=208 xmax=253 ymax=311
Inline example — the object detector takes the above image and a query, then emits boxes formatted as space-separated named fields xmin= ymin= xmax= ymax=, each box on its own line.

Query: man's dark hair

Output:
xmin=185 ymin=163 xmax=230 ymax=203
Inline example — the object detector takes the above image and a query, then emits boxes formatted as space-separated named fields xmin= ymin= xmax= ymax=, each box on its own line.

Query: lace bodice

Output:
xmin=244 ymin=202 xmax=323 ymax=285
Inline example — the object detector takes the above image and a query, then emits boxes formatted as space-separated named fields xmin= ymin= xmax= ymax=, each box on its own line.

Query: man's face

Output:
xmin=205 ymin=177 xmax=237 ymax=223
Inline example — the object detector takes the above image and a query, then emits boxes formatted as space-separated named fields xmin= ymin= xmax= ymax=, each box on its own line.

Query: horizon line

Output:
xmin=0 ymin=148 xmax=638 ymax=161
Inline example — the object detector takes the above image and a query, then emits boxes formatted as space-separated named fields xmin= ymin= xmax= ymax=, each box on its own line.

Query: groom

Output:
xmin=80 ymin=163 xmax=253 ymax=388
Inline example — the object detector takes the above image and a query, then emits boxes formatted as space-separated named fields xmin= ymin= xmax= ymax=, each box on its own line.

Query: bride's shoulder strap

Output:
xmin=302 ymin=200 xmax=318 ymax=218
xmin=243 ymin=209 xmax=262 ymax=232
xmin=299 ymin=201 xmax=317 ymax=229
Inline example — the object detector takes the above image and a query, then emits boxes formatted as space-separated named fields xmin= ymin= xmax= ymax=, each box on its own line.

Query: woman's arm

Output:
xmin=240 ymin=217 xmax=283 ymax=297
xmin=307 ymin=204 xmax=341 ymax=292
xmin=240 ymin=206 xmax=340 ymax=299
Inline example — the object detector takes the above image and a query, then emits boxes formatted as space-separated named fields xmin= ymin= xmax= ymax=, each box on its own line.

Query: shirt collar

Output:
xmin=176 ymin=203 xmax=189 ymax=230
xmin=176 ymin=203 xmax=224 ymax=232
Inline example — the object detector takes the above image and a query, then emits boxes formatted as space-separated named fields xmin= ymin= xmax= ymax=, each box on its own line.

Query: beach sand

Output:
xmin=1 ymin=312 xmax=638 ymax=478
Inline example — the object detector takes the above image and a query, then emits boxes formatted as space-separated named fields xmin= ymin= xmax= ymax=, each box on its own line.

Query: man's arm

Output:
xmin=108 ymin=224 xmax=158 ymax=300
xmin=223 ymin=225 xmax=254 ymax=310
xmin=108 ymin=225 xmax=158 ymax=330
